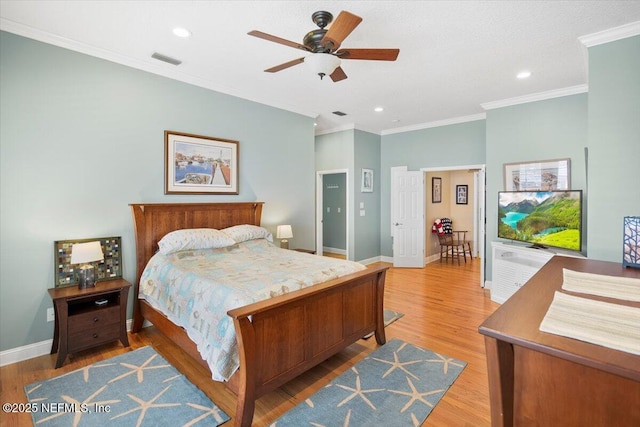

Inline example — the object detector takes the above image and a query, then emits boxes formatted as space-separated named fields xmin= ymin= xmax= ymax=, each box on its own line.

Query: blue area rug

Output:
xmin=271 ymin=339 xmax=466 ymax=426
xmin=24 ymin=346 xmax=229 ymax=426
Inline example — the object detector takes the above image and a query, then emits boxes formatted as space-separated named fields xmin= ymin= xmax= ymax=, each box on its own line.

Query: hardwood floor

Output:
xmin=0 ymin=259 xmax=498 ymax=426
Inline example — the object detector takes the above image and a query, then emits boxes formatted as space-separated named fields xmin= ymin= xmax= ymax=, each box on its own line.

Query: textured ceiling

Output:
xmin=2 ymin=1 xmax=640 ymax=134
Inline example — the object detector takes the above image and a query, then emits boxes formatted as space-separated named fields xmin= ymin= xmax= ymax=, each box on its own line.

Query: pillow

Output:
xmin=223 ymin=224 xmax=273 ymax=243
xmin=158 ymin=228 xmax=236 ymax=255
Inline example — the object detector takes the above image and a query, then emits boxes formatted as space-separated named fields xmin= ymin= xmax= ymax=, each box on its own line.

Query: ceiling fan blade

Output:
xmin=321 ymin=11 xmax=362 ymax=50
xmin=248 ymin=30 xmax=310 ymax=52
xmin=264 ymin=57 xmax=305 ymax=73
xmin=330 ymin=66 xmax=348 ymax=82
xmin=337 ymin=48 xmax=400 ymax=61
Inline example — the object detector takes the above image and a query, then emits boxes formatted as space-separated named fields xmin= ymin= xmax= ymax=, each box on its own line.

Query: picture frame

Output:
xmin=623 ymin=216 xmax=640 ymax=269
xmin=503 ymin=158 xmax=570 ymax=191
xmin=361 ymin=168 xmax=374 ymax=193
xmin=456 ymin=185 xmax=468 ymax=205
xmin=165 ymin=130 xmax=239 ymax=195
xmin=54 ymin=236 xmax=122 ymax=287
xmin=432 ymin=177 xmax=442 ymax=203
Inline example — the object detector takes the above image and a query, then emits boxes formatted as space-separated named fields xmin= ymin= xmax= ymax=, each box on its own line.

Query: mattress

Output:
xmin=139 ymin=238 xmax=365 ymax=381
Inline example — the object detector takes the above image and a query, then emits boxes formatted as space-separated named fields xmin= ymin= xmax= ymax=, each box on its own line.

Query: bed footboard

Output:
xmin=227 ymin=265 xmax=387 ymax=427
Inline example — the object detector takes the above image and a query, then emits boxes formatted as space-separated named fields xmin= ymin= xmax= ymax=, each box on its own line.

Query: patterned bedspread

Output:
xmin=139 ymin=238 xmax=366 ymax=381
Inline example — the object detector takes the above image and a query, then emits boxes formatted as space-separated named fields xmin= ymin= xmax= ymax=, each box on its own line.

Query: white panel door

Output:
xmin=393 ymin=170 xmax=425 ymax=267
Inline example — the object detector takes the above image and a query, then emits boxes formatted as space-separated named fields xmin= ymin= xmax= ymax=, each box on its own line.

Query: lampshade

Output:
xmin=304 ymin=53 xmax=341 ymax=79
xmin=276 ymin=225 xmax=293 ymax=240
xmin=70 ymin=241 xmax=104 ymax=265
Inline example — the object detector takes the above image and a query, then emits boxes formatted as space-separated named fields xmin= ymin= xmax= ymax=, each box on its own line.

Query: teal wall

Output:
xmin=315 ymin=129 xmax=356 ymax=260
xmin=2 ymin=28 xmax=639 ymax=356
xmin=485 ymin=94 xmax=589 ymax=277
xmin=322 ymin=173 xmax=346 ymax=250
xmin=315 ymin=129 xmax=382 ymax=261
xmin=587 ymin=36 xmax=640 ymax=261
xmin=354 ymin=130 xmax=381 ymax=261
xmin=379 ymin=120 xmax=486 ymax=256
xmin=0 ymin=32 xmax=315 ymax=352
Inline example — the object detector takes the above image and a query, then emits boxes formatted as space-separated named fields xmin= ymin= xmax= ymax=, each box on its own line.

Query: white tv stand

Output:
xmin=491 ymin=242 xmax=555 ymax=304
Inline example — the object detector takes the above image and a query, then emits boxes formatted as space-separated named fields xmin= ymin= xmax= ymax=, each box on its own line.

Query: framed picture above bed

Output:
xmin=165 ymin=131 xmax=239 ymax=194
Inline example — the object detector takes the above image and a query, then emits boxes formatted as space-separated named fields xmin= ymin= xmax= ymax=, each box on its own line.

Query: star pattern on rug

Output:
xmin=108 ymin=353 xmax=170 ymax=384
xmin=36 ymin=384 xmax=120 ymax=427
xmin=43 ymin=361 xmax=116 ymax=383
xmin=425 ymin=352 xmax=466 ymax=374
xmin=389 ymin=377 xmax=445 ymax=413
xmin=184 ymin=402 xmax=228 ymax=426
xmin=335 ymin=370 xmax=384 ymax=410
xmin=272 ymin=339 xmax=466 ymax=426
xmin=371 ymin=348 xmax=423 ymax=380
xmin=309 ymin=409 xmax=352 ymax=427
xmin=110 ymin=385 xmax=180 ymax=426
xmin=25 ymin=347 xmax=229 ymax=427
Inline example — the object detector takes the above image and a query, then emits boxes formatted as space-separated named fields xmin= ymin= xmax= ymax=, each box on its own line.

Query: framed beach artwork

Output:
xmin=503 ymin=158 xmax=570 ymax=191
xmin=165 ymin=131 xmax=239 ymax=195
xmin=361 ymin=168 xmax=374 ymax=192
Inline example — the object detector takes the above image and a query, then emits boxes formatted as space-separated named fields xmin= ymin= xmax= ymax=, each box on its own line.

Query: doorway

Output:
xmin=316 ymin=170 xmax=349 ymax=259
xmin=422 ymin=165 xmax=486 ymax=284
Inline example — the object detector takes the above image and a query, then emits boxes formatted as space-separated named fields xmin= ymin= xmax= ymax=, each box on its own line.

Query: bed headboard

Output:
xmin=129 ymin=202 xmax=263 ymax=285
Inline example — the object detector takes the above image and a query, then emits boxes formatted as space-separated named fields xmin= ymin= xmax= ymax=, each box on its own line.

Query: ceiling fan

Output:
xmin=248 ymin=10 xmax=400 ymax=82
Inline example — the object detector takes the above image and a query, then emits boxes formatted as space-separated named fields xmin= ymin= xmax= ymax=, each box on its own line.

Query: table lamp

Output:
xmin=70 ymin=241 xmax=104 ymax=289
xmin=276 ymin=225 xmax=293 ymax=249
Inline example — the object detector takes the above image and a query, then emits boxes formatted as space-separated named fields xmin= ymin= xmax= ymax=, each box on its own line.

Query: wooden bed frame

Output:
xmin=129 ymin=202 xmax=388 ymax=426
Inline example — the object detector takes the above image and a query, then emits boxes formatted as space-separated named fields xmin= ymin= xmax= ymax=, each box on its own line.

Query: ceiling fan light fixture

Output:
xmin=305 ymin=53 xmax=341 ymax=79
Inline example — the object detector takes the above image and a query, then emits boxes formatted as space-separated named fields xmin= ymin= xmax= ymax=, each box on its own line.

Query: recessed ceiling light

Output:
xmin=517 ymin=71 xmax=532 ymax=79
xmin=391 ymin=119 xmax=400 ymax=123
xmin=173 ymin=27 xmax=191 ymax=38
xmin=374 ymin=107 xmax=384 ymax=112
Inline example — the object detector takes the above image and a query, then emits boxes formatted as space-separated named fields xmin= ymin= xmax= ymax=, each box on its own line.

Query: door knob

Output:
xmin=394 ymin=222 xmax=403 ymax=226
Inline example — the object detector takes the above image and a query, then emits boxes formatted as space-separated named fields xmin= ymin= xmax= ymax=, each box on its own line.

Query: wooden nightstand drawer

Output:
xmin=68 ymin=306 xmax=120 ymax=335
xmin=68 ymin=323 xmax=120 ymax=353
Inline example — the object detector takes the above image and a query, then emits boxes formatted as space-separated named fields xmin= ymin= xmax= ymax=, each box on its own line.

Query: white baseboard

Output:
xmin=0 ymin=339 xmax=53 ymax=367
xmin=323 ymin=246 xmax=347 ymax=255
xmin=0 ymin=318 xmax=150 ymax=367
xmin=359 ymin=256 xmax=384 ymax=265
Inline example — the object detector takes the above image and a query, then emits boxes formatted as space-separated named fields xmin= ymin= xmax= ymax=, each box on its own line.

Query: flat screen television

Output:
xmin=498 ymin=190 xmax=582 ymax=252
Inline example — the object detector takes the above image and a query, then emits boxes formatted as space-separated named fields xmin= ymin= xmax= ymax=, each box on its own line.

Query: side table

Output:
xmin=48 ymin=279 xmax=131 ymax=368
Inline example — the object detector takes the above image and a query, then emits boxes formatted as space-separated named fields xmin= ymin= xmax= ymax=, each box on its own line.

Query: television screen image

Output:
xmin=498 ymin=190 xmax=582 ymax=251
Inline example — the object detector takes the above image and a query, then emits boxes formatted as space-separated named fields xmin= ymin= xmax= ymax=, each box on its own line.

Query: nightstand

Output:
xmin=48 ymin=279 xmax=131 ymax=368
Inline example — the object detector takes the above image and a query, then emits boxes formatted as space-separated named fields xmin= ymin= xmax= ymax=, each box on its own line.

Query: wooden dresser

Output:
xmin=479 ymin=256 xmax=640 ymax=426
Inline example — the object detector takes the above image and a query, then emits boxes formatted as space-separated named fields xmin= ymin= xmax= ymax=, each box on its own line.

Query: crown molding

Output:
xmin=380 ymin=113 xmax=486 ymax=136
xmin=579 ymin=21 xmax=640 ymax=47
xmin=315 ymin=123 xmax=356 ymax=136
xmin=481 ymin=85 xmax=588 ymax=111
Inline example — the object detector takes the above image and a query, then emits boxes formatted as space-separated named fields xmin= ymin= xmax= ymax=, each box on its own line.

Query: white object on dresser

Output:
xmin=491 ymin=242 xmax=554 ymax=304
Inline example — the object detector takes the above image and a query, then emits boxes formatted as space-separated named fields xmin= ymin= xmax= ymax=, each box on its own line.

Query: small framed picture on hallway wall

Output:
xmin=456 ymin=185 xmax=468 ymax=205
xmin=361 ymin=168 xmax=373 ymax=192
xmin=432 ymin=177 xmax=442 ymax=203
